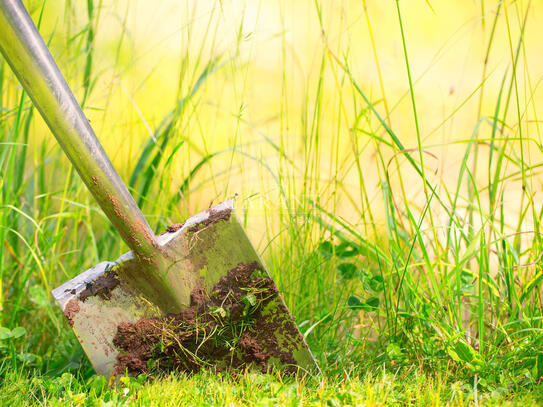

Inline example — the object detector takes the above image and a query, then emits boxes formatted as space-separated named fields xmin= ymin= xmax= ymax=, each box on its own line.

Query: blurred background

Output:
xmin=13 ymin=0 xmax=543 ymax=229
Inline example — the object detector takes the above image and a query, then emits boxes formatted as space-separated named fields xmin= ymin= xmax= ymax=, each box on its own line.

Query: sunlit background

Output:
xmin=11 ymin=0 xmax=542 ymax=242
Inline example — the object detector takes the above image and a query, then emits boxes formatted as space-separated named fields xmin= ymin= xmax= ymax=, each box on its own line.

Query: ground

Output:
xmin=2 ymin=368 xmax=543 ymax=406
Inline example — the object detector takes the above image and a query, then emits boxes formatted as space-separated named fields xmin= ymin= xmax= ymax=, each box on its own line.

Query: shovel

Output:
xmin=0 ymin=0 xmax=317 ymax=377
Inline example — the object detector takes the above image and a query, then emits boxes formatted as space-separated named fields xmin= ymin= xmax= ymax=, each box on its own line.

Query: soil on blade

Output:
xmin=112 ymin=261 xmax=301 ymax=376
xmin=165 ymin=223 xmax=184 ymax=233
xmin=187 ymin=208 xmax=231 ymax=233
xmin=163 ymin=206 xmax=231 ymax=234
xmin=78 ymin=271 xmax=120 ymax=302
xmin=61 ymin=271 xmax=119 ymax=327
xmin=63 ymin=299 xmax=80 ymax=327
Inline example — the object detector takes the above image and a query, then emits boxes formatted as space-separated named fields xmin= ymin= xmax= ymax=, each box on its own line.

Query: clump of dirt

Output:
xmin=161 ymin=208 xmax=230 ymax=235
xmin=78 ymin=271 xmax=120 ymax=302
xmin=165 ymin=222 xmax=185 ymax=233
xmin=63 ymin=299 xmax=80 ymax=327
xmin=188 ymin=208 xmax=231 ymax=233
xmin=60 ymin=270 xmax=120 ymax=330
xmin=112 ymin=261 xmax=300 ymax=376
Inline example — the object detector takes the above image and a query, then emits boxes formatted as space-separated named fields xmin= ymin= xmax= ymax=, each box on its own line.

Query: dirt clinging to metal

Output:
xmin=63 ymin=299 xmax=81 ymax=327
xmin=112 ymin=261 xmax=300 ymax=376
xmin=165 ymin=222 xmax=184 ymax=233
xmin=188 ymin=208 xmax=231 ymax=233
xmin=78 ymin=271 xmax=121 ymax=302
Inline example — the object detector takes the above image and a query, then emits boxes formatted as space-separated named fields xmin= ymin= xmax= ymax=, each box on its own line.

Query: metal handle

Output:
xmin=0 ymin=0 xmax=159 ymax=259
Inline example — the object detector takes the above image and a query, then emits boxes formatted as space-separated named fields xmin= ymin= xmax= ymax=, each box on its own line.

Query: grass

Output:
xmin=3 ymin=368 xmax=543 ymax=406
xmin=2 ymin=0 xmax=543 ymax=404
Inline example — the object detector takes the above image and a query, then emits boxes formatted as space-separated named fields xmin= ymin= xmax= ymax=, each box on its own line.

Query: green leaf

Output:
xmin=347 ymin=296 xmax=364 ymax=310
xmin=387 ymin=343 xmax=404 ymax=359
xmin=449 ymin=339 xmax=483 ymax=370
xmin=318 ymin=241 xmax=334 ymax=258
xmin=336 ymin=241 xmax=359 ymax=258
xmin=454 ymin=341 xmax=475 ymax=363
xmin=348 ymin=296 xmax=380 ymax=311
xmin=0 ymin=327 xmax=13 ymax=340
xmin=369 ymin=275 xmax=384 ymax=292
xmin=16 ymin=353 xmax=39 ymax=366
xmin=11 ymin=326 xmax=26 ymax=339
xmin=243 ymin=294 xmax=257 ymax=307
xmin=365 ymin=297 xmax=380 ymax=309
xmin=521 ymin=272 xmax=543 ymax=303
xmin=337 ymin=262 xmax=357 ymax=279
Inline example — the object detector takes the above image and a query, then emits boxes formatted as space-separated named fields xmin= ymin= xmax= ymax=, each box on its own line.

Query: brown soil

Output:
xmin=112 ymin=261 xmax=300 ymax=376
xmin=78 ymin=271 xmax=120 ymax=302
xmin=163 ymin=206 xmax=231 ymax=234
xmin=187 ymin=208 xmax=231 ymax=233
xmin=165 ymin=223 xmax=185 ymax=233
xmin=61 ymin=271 xmax=119 ymax=327
xmin=64 ymin=299 xmax=81 ymax=327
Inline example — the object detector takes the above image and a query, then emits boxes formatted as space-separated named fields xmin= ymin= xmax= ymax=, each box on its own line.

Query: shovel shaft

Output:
xmin=0 ymin=0 xmax=159 ymax=259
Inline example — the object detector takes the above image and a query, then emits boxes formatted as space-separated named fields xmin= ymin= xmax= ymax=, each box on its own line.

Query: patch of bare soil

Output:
xmin=112 ymin=261 xmax=300 ymax=376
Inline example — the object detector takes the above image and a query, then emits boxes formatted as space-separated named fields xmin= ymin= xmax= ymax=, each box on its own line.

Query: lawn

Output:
xmin=2 ymin=0 xmax=543 ymax=405
xmin=3 ymin=369 xmax=543 ymax=406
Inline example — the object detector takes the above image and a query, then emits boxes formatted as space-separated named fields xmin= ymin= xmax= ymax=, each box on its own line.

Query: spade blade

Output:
xmin=52 ymin=200 xmax=318 ymax=377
